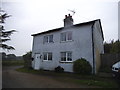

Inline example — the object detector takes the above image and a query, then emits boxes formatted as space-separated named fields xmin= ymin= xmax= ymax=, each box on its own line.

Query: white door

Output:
xmin=34 ymin=54 xmax=41 ymax=70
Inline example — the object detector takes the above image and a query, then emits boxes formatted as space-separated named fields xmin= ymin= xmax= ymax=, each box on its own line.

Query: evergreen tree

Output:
xmin=0 ymin=9 xmax=16 ymax=51
xmin=104 ymin=40 xmax=120 ymax=53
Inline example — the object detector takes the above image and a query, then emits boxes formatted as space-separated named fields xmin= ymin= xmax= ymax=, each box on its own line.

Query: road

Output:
xmin=2 ymin=66 xmax=96 ymax=88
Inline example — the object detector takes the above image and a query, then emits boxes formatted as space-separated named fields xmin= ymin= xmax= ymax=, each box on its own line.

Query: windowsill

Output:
xmin=60 ymin=40 xmax=73 ymax=43
xmin=43 ymin=60 xmax=52 ymax=61
xmin=60 ymin=61 xmax=73 ymax=63
xmin=43 ymin=42 xmax=54 ymax=44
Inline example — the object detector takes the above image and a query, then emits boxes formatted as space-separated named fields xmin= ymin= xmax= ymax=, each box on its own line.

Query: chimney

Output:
xmin=64 ymin=14 xmax=73 ymax=27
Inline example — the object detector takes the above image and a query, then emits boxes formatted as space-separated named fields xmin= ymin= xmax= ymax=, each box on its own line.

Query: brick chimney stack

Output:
xmin=64 ymin=14 xmax=73 ymax=27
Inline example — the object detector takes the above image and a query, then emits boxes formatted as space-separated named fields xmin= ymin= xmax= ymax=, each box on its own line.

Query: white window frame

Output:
xmin=60 ymin=31 xmax=72 ymax=42
xmin=60 ymin=52 xmax=72 ymax=62
xmin=43 ymin=52 xmax=52 ymax=61
xmin=43 ymin=35 xmax=53 ymax=43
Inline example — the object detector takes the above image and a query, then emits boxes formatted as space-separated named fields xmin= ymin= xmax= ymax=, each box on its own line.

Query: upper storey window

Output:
xmin=61 ymin=32 xmax=72 ymax=42
xmin=44 ymin=35 xmax=53 ymax=43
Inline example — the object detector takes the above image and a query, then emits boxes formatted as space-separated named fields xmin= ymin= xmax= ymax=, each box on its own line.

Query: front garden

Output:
xmin=16 ymin=66 xmax=118 ymax=88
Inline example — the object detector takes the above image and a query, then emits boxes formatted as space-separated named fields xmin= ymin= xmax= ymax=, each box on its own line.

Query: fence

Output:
xmin=100 ymin=53 xmax=120 ymax=72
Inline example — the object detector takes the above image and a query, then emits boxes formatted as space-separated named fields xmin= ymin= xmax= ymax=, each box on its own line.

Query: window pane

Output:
xmin=43 ymin=53 xmax=47 ymax=60
xmin=67 ymin=32 xmax=72 ymax=40
xmin=61 ymin=33 xmax=66 ymax=41
xmin=49 ymin=35 xmax=53 ymax=43
xmin=48 ymin=53 xmax=52 ymax=60
xmin=44 ymin=36 xmax=48 ymax=43
xmin=61 ymin=52 xmax=66 ymax=61
xmin=67 ymin=52 xmax=72 ymax=61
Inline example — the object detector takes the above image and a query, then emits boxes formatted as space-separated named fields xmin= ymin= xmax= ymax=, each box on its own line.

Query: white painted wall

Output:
xmin=32 ymin=21 xmax=104 ymax=73
xmin=32 ymin=23 xmax=94 ymax=72
xmin=93 ymin=20 xmax=104 ymax=73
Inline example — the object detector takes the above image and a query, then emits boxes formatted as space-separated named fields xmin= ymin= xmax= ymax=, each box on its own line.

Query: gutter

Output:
xmin=91 ymin=22 xmax=95 ymax=74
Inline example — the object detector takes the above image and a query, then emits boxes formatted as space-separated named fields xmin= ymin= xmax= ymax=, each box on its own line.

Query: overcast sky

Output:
xmin=1 ymin=0 xmax=119 ymax=56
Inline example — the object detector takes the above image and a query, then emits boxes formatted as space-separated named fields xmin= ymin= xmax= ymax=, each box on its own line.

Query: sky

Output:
xmin=1 ymin=0 xmax=119 ymax=56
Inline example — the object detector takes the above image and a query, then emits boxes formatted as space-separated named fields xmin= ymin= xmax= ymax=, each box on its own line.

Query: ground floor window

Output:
xmin=43 ymin=52 xmax=52 ymax=61
xmin=61 ymin=52 xmax=72 ymax=62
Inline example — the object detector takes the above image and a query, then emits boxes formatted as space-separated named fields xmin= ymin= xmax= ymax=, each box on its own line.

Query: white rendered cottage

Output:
xmin=31 ymin=14 xmax=104 ymax=74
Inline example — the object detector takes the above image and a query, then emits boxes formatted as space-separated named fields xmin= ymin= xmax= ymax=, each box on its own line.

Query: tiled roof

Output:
xmin=31 ymin=19 xmax=104 ymax=40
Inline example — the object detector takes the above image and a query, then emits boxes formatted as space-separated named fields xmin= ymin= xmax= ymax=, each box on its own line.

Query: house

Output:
xmin=31 ymin=14 xmax=104 ymax=74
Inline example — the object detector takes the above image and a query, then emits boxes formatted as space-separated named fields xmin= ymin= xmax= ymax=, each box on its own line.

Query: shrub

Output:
xmin=23 ymin=51 xmax=32 ymax=69
xmin=73 ymin=58 xmax=92 ymax=75
xmin=54 ymin=66 xmax=64 ymax=73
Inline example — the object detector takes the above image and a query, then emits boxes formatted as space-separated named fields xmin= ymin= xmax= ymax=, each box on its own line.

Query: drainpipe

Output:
xmin=91 ymin=22 xmax=95 ymax=75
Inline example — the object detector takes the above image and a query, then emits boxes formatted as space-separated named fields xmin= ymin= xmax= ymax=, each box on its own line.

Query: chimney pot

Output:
xmin=68 ymin=14 xmax=71 ymax=16
xmin=63 ymin=14 xmax=73 ymax=27
xmin=65 ymin=15 xmax=67 ymax=18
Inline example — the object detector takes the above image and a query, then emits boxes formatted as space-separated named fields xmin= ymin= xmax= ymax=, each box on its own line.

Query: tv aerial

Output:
xmin=68 ymin=9 xmax=76 ymax=16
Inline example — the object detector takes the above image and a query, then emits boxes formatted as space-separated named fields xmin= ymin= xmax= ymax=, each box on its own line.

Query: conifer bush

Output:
xmin=73 ymin=58 xmax=92 ymax=75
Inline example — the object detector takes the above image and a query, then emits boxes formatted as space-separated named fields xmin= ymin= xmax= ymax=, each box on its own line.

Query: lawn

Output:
xmin=16 ymin=67 xmax=119 ymax=88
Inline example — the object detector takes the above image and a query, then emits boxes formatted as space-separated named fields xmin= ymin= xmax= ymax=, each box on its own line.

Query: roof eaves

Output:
xmin=98 ymin=19 xmax=104 ymax=40
xmin=31 ymin=27 xmax=63 ymax=36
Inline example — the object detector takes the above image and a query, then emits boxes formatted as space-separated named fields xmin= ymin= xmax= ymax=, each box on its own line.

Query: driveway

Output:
xmin=2 ymin=66 xmax=97 ymax=88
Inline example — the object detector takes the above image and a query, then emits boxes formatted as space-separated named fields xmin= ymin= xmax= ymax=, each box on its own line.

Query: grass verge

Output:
xmin=2 ymin=60 xmax=24 ymax=66
xmin=16 ymin=67 xmax=118 ymax=88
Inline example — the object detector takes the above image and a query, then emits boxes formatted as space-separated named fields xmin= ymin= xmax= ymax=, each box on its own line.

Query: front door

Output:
xmin=34 ymin=53 xmax=41 ymax=70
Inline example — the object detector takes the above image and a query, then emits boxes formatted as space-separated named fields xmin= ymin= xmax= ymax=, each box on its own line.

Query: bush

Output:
xmin=54 ymin=66 xmax=64 ymax=73
xmin=73 ymin=58 xmax=92 ymax=75
xmin=23 ymin=51 xmax=32 ymax=69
